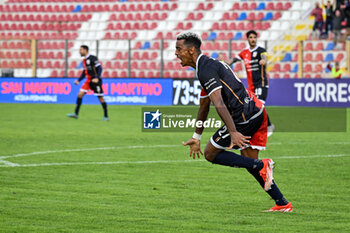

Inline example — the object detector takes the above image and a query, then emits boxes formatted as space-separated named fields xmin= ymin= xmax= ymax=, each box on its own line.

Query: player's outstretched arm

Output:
xmin=182 ymin=97 xmax=210 ymax=159
xmin=225 ymin=57 xmax=240 ymax=66
xmin=209 ymin=89 xmax=250 ymax=149
xmin=195 ymin=97 xmax=211 ymax=135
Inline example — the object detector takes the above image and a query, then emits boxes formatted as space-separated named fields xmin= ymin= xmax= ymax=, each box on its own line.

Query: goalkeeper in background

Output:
xmin=66 ymin=45 xmax=109 ymax=121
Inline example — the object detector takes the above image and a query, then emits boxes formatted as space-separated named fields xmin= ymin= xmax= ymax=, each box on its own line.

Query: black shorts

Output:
xmin=254 ymin=86 xmax=268 ymax=103
xmin=81 ymin=79 xmax=104 ymax=96
xmin=210 ymin=109 xmax=266 ymax=150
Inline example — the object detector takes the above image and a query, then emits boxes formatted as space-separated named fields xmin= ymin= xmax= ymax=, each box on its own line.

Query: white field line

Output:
xmin=0 ymin=144 xmax=179 ymax=159
xmin=1 ymin=141 xmax=349 ymax=160
xmin=0 ymin=159 xmax=19 ymax=167
xmin=0 ymin=154 xmax=349 ymax=168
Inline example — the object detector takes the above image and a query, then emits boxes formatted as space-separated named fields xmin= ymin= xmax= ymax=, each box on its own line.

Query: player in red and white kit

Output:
xmin=226 ymin=30 xmax=274 ymax=136
xmin=66 ymin=45 xmax=109 ymax=121
xmin=176 ymin=32 xmax=292 ymax=212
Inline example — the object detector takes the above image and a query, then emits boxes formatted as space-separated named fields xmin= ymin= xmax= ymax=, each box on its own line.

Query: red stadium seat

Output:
xmin=314 ymin=53 xmax=324 ymax=62
xmin=272 ymin=64 xmax=281 ymax=72
xmin=315 ymin=42 xmax=324 ymax=51
xmin=292 ymin=53 xmax=298 ymax=62
xmin=314 ymin=64 xmax=323 ymax=72
xmin=221 ymin=12 xmax=230 ymax=20
xmin=120 ymin=71 xmax=127 ymax=78
xmin=241 ymin=2 xmax=248 ymax=10
xmin=276 ymin=2 xmax=283 ymax=10
xmin=336 ymin=53 xmax=344 ymax=61
xmin=231 ymin=12 xmax=239 ymax=20
xmin=266 ymin=2 xmax=274 ymax=10
xmin=282 ymin=64 xmax=291 ymax=72
xmin=220 ymin=22 xmax=229 ymax=30
xmin=304 ymin=42 xmax=313 ymax=51
xmin=201 ymin=32 xmax=209 ymax=40
xmin=256 ymin=12 xmax=265 ymax=21
xmin=211 ymin=22 xmax=219 ymax=30
xmin=247 ymin=12 xmax=256 ymax=21
xmin=249 ymin=2 xmax=257 ymax=10
xmin=304 ymin=53 xmax=313 ymax=62
xmin=284 ymin=2 xmax=292 ymax=10
xmin=112 ymin=61 xmax=120 ymax=69
xmin=304 ymin=64 xmax=312 ymax=72
xmin=111 ymin=71 xmax=118 ymax=78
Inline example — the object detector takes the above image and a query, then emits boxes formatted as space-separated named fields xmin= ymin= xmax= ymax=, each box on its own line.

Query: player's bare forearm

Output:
xmin=209 ymin=89 xmax=237 ymax=133
xmin=195 ymin=97 xmax=211 ymax=135
xmin=225 ymin=57 xmax=240 ymax=66
xmin=77 ymin=71 xmax=85 ymax=83
xmin=209 ymin=89 xmax=250 ymax=149
xmin=260 ymin=54 xmax=267 ymax=66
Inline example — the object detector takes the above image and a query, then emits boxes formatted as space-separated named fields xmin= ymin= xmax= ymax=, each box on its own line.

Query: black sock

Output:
xmin=101 ymin=102 xmax=108 ymax=117
xmin=212 ymin=151 xmax=264 ymax=170
xmin=247 ymin=169 xmax=289 ymax=206
xmin=267 ymin=115 xmax=272 ymax=127
xmin=75 ymin=97 xmax=82 ymax=115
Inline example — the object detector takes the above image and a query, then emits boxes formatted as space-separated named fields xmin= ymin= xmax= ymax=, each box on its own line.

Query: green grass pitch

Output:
xmin=1 ymin=103 xmax=349 ymax=232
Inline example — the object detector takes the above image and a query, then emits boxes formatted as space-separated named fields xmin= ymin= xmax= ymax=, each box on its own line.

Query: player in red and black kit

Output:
xmin=67 ymin=45 xmax=109 ymax=121
xmin=176 ymin=32 xmax=292 ymax=212
xmin=226 ymin=30 xmax=274 ymax=136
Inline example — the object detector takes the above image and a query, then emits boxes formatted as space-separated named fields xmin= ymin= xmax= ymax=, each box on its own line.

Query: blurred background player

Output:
xmin=225 ymin=30 xmax=274 ymax=136
xmin=327 ymin=61 xmax=345 ymax=78
xmin=66 ymin=45 xmax=109 ymax=121
xmin=178 ymin=32 xmax=292 ymax=212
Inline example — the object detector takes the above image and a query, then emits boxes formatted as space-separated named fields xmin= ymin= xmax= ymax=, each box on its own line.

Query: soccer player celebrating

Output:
xmin=177 ymin=32 xmax=292 ymax=212
xmin=67 ymin=45 xmax=109 ymax=121
xmin=226 ymin=30 xmax=274 ymax=136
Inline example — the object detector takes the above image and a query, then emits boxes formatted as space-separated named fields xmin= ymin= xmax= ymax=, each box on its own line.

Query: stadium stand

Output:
xmin=0 ymin=0 xmax=347 ymax=78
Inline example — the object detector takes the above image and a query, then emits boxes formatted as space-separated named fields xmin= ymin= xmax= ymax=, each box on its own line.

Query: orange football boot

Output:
xmin=265 ymin=202 xmax=293 ymax=212
xmin=259 ymin=158 xmax=274 ymax=191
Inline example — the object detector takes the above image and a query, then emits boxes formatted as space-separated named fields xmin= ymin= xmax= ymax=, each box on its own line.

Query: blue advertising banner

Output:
xmin=0 ymin=78 xmax=173 ymax=105
xmin=265 ymin=78 xmax=350 ymax=107
xmin=172 ymin=78 xmax=350 ymax=107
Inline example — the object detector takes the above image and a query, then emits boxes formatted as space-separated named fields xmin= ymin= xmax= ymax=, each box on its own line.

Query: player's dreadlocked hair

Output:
xmin=176 ymin=32 xmax=202 ymax=52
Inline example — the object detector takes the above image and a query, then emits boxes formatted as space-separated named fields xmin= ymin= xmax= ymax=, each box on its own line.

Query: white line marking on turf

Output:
xmin=0 ymin=159 xmax=19 ymax=167
xmin=0 ymin=154 xmax=349 ymax=168
xmin=1 ymin=141 xmax=349 ymax=160
xmin=0 ymin=144 xmax=179 ymax=159
xmin=0 ymin=159 xmax=204 ymax=168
